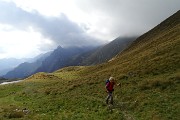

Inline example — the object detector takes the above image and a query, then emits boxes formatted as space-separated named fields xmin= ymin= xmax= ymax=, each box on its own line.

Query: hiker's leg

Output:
xmin=106 ymin=92 xmax=111 ymax=104
xmin=106 ymin=95 xmax=110 ymax=104
xmin=110 ymin=93 xmax=113 ymax=105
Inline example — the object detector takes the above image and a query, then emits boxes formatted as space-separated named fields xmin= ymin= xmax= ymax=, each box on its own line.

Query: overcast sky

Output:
xmin=0 ymin=0 xmax=179 ymax=59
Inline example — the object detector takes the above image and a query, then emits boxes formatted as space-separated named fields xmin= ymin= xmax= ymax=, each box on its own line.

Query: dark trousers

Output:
xmin=106 ymin=92 xmax=113 ymax=104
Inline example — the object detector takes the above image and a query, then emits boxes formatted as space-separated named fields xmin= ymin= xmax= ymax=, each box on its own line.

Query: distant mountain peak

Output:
xmin=57 ymin=46 xmax=63 ymax=49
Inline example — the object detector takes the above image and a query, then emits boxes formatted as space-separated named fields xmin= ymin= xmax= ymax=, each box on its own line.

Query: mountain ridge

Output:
xmin=3 ymin=37 xmax=136 ymax=79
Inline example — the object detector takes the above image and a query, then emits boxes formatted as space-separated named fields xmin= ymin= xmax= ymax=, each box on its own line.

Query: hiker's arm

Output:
xmin=116 ymin=83 xmax=121 ymax=87
xmin=105 ymin=82 xmax=110 ymax=92
xmin=114 ymin=81 xmax=121 ymax=87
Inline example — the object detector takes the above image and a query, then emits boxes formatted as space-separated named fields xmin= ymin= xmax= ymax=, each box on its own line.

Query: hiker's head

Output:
xmin=109 ymin=77 xmax=114 ymax=82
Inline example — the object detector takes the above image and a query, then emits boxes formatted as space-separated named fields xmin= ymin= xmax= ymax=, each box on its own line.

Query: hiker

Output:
xmin=105 ymin=77 xmax=120 ymax=105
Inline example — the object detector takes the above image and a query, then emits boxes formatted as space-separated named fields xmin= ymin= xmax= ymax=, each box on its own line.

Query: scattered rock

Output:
xmin=22 ymin=108 xmax=29 ymax=114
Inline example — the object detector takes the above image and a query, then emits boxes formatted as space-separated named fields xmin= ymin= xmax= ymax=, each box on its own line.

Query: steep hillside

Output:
xmin=77 ymin=37 xmax=136 ymax=65
xmin=0 ymin=11 xmax=179 ymax=120
xmin=94 ymin=10 xmax=180 ymax=77
xmin=78 ymin=10 xmax=180 ymax=119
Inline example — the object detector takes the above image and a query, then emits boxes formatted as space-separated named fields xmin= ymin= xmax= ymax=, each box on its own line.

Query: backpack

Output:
xmin=105 ymin=79 xmax=110 ymax=85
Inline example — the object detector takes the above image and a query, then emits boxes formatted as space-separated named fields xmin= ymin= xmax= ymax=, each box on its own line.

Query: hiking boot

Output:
xmin=106 ymin=100 xmax=108 ymax=104
xmin=110 ymin=101 xmax=113 ymax=105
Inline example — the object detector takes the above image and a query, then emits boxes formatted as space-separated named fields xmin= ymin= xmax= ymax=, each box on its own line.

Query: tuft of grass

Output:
xmin=8 ymin=111 xmax=24 ymax=119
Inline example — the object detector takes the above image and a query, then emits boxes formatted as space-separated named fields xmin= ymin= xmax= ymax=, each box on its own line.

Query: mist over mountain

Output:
xmin=108 ymin=10 xmax=180 ymax=76
xmin=30 ymin=37 xmax=136 ymax=74
xmin=0 ymin=68 xmax=12 ymax=77
xmin=3 ymin=46 xmax=94 ymax=79
xmin=3 ymin=36 xmax=136 ymax=79
xmin=3 ymin=61 xmax=41 ymax=79
xmin=3 ymin=52 xmax=51 ymax=79
xmin=6 ymin=6 xmax=179 ymax=79
xmin=0 ymin=52 xmax=52 ymax=76
xmin=0 ymin=58 xmax=28 ymax=76
xmin=80 ymin=37 xmax=137 ymax=65
xmin=35 ymin=46 xmax=94 ymax=73
xmin=66 ymin=37 xmax=137 ymax=66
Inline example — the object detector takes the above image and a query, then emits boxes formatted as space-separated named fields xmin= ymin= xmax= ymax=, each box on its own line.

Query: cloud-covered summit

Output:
xmin=74 ymin=0 xmax=180 ymax=39
xmin=0 ymin=0 xmax=179 ymax=59
xmin=0 ymin=1 xmax=102 ymax=49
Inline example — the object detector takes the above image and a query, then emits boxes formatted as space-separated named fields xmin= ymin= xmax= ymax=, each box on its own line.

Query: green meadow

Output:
xmin=0 ymin=66 xmax=179 ymax=120
xmin=0 ymin=11 xmax=180 ymax=120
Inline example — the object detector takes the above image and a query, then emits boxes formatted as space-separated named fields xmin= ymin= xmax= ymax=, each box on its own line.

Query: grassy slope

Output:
xmin=78 ymin=10 xmax=180 ymax=119
xmin=0 ymin=11 xmax=180 ymax=120
xmin=0 ymin=69 xmax=124 ymax=120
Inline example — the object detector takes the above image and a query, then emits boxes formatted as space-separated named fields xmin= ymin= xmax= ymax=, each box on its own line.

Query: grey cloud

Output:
xmin=0 ymin=1 xmax=101 ymax=50
xmin=0 ymin=0 xmax=180 ymax=49
xmin=37 ymin=44 xmax=54 ymax=52
xmin=76 ymin=0 xmax=180 ymax=37
xmin=0 ymin=1 xmax=34 ymax=30
xmin=0 ymin=47 xmax=5 ymax=53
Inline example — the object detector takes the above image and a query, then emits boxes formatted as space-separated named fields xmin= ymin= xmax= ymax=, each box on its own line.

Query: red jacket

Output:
xmin=106 ymin=82 xmax=115 ymax=92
